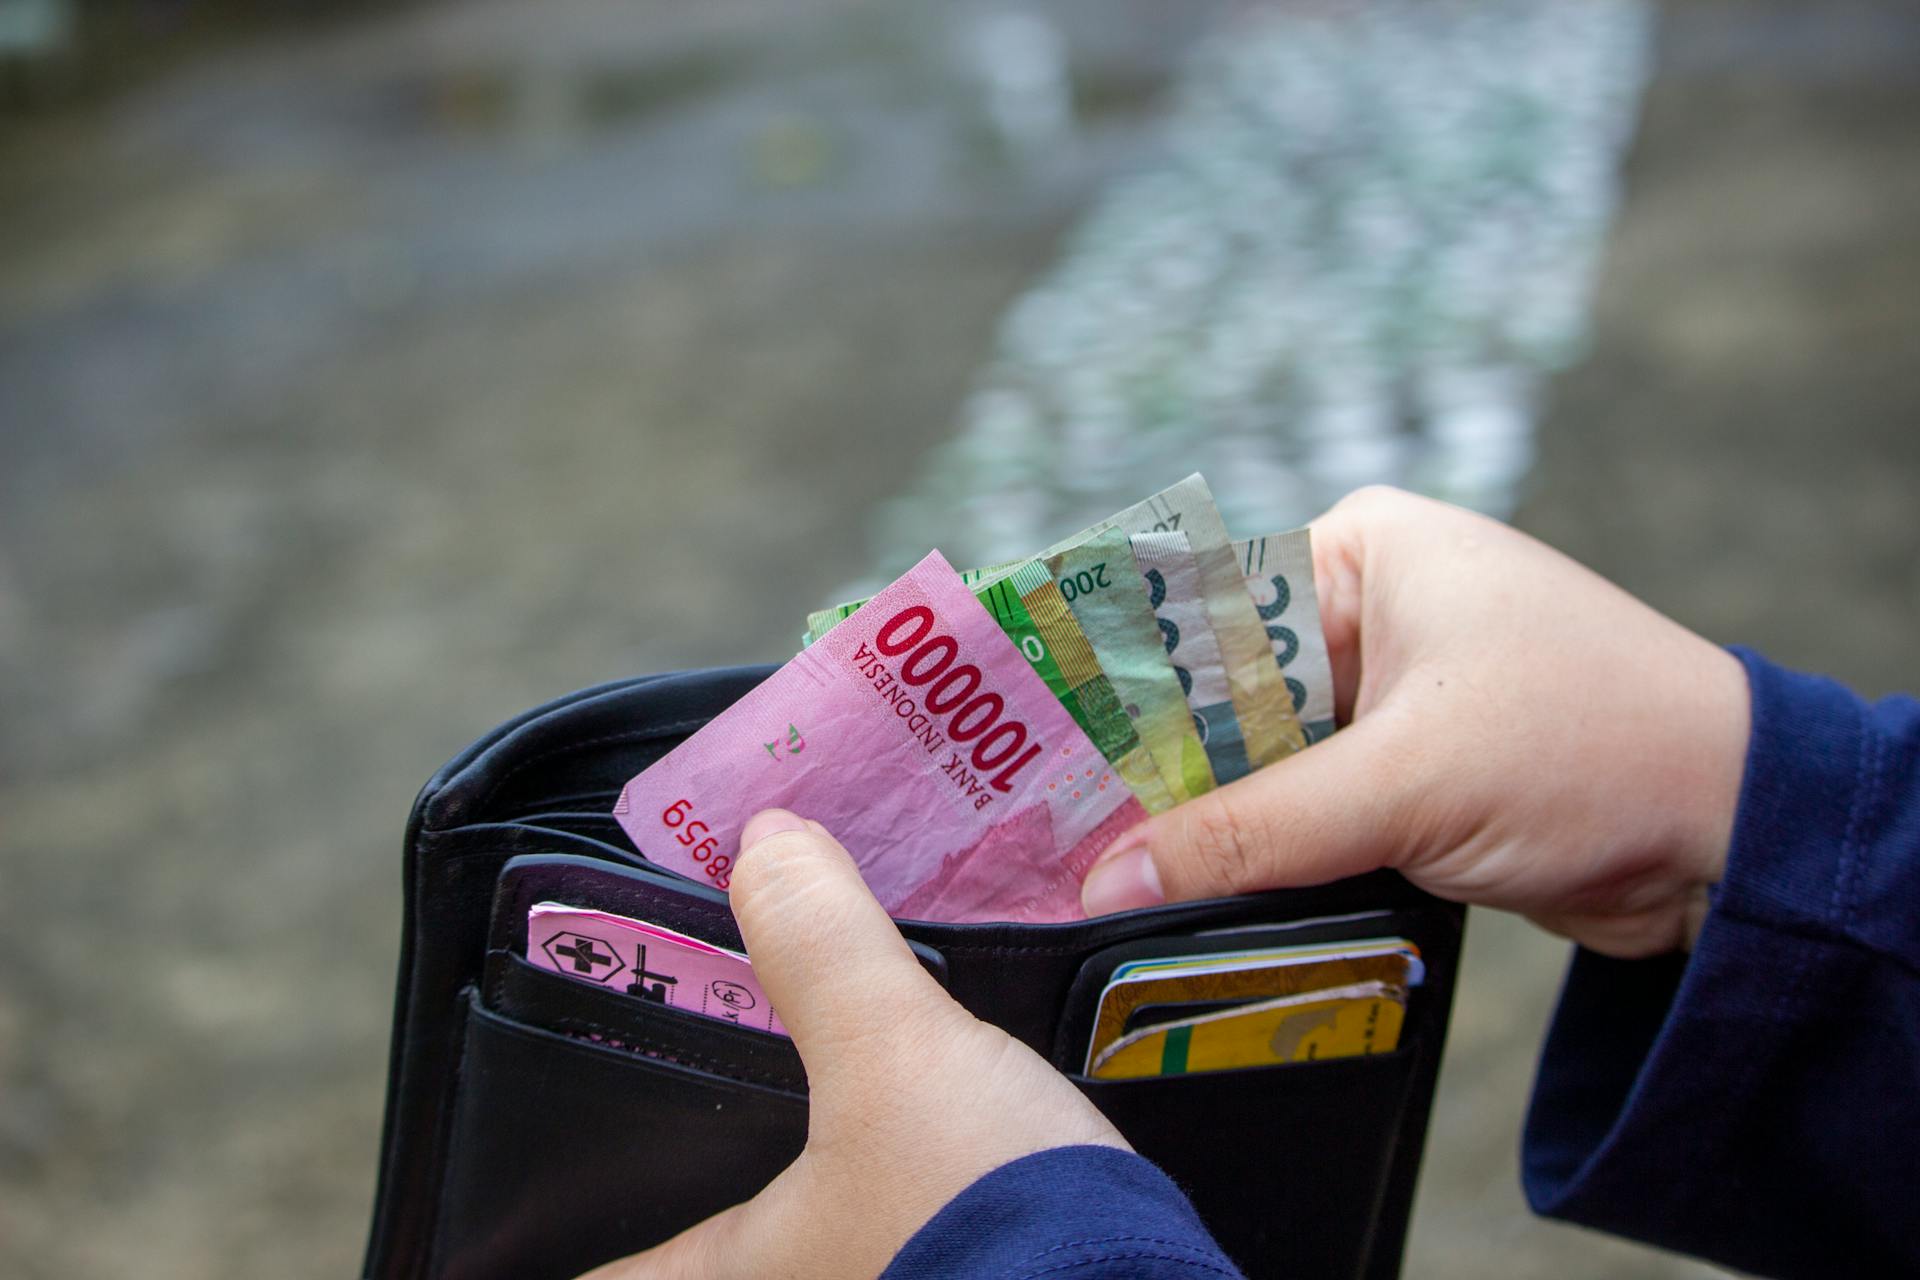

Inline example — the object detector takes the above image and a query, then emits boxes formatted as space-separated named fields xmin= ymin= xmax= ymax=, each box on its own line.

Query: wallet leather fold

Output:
xmin=363 ymin=666 xmax=1464 ymax=1280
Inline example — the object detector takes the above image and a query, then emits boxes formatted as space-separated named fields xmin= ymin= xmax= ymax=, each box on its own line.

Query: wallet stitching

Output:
xmin=483 ymin=967 xmax=805 ymax=1092
xmin=492 ymin=1000 xmax=803 ymax=1092
xmin=537 ymin=1012 xmax=801 ymax=1090
xmin=937 ymin=943 xmax=1096 ymax=957
xmin=476 ymin=1002 xmax=810 ymax=1105
xmin=934 ymin=917 xmax=1248 ymax=958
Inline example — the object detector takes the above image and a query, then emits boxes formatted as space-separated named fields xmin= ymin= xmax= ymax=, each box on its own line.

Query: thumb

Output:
xmin=728 ymin=809 xmax=955 ymax=1068
xmin=1081 ymin=715 xmax=1420 ymax=912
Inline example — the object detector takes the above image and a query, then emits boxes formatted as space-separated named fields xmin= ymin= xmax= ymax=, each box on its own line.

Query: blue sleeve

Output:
xmin=1523 ymin=647 xmax=1920 ymax=1278
xmin=882 ymin=1145 xmax=1245 ymax=1280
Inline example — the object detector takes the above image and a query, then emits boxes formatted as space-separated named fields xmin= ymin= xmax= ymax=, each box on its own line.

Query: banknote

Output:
xmin=1035 ymin=474 xmax=1304 ymax=769
xmin=804 ymin=562 xmax=1016 ymax=646
xmin=1022 ymin=528 xmax=1215 ymax=806
xmin=616 ymin=551 xmax=1148 ymax=923
xmin=803 ymin=564 xmax=1176 ymax=814
xmin=999 ymin=560 xmax=1177 ymax=814
xmin=528 ymin=902 xmax=788 ymax=1036
xmin=1235 ymin=531 xmax=1336 ymax=742
xmin=1129 ymin=530 xmax=1250 ymax=785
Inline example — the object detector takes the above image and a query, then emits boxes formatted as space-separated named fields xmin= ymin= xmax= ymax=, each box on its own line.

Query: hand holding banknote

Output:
xmin=582 ymin=809 xmax=1126 ymax=1280
xmin=1081 ymin=487 xmax=1753 ymax=959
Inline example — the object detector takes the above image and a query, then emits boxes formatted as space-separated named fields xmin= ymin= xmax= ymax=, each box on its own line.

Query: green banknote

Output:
xmin=997 ymin=561 xmax=1176 ymax=813
xmin=1040 ymin=475 xmax=1304 ymax=772
xmin=805 ymin=560 xmax=1177 ymax=813
xmin=805 ymin=562 xmax=1015 ymax=644
xmin=1023 ymin=528 xmax=1215 ymax=806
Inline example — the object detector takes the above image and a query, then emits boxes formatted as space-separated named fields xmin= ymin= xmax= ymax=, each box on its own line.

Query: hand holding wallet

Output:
xmin=365 ymin=473 xmax=1463 ymax=1279
xmin=562 ymin=810 xmax=1134 ymax=1279
xmin=360 ymin=666 xmax=1462 ymax=1280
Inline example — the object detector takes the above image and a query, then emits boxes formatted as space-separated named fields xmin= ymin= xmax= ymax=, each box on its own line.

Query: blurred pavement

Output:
xmin=2 ymin=1 xmax=1916 ymax=1277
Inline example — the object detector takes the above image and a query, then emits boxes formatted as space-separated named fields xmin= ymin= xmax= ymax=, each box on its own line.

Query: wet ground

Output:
xmin=2 ymin=1 xmax=1917 ymax=1277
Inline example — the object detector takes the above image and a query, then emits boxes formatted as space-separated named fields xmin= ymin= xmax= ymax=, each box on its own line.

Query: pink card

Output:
xmin=527 ymin=901 xmax=787 ymax=1037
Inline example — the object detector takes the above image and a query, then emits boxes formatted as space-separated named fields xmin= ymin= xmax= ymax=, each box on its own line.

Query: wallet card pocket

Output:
xmin=483 ymin=950 xmax=807 ymax=1092
xmin=1074 ymin=1047 xmax=1420 ymax=1280
xmin=431 ymin=992 xmax=807 ymax=1280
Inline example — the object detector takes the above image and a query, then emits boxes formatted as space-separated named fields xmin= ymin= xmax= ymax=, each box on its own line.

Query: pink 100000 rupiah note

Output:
xmin=613 ymin=551 xmax=1148 ymax=923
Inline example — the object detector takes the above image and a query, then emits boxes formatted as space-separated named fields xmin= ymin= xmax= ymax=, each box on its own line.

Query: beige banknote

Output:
xmin=1235 ymin=530 xmax=1335 ymax=743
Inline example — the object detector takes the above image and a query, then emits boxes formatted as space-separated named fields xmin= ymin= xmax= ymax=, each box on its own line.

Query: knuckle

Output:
xmin=1320 ymin=485 xmax=1416 ymax=548
xmin=1345 ymin=482 xmax=1406 ymax=507
xmin=1174 ymin=792 xmax=1269 ymax=896
xmin=729 ymin=829 xmax=832 ymax=896
xmin=726 ymin=831 xmax=846 ymax=927
xmin=1334 ymin=484 xmax=1411 ymax=519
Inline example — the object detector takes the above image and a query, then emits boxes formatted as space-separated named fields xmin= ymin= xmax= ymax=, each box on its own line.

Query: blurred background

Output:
xmin=2 ymin=0 xmax=1916 ymax=1276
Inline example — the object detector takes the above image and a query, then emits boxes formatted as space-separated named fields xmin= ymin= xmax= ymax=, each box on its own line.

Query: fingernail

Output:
xmin=1080 ymin=830 xmax=1164 ymax=916
xmin=740 ymin=808 xmax=810 ymax=850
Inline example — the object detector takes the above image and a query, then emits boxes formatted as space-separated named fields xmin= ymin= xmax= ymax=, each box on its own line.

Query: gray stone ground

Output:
xmin=2 ymin=1 xmax=1916 ymax=1277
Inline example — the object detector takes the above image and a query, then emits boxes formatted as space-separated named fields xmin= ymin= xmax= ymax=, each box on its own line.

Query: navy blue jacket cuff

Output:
xmin=883 ymin=1145 xmax=1244 ymax=1280
xmin=1523 ymin=647 xmax=1920 ymax=1277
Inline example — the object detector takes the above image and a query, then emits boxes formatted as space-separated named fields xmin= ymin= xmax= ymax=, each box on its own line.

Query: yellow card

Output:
xmin=1088 ymin=981 xmax=1406 ymax=1080
xmin=1084 ymin=950 xmax=1414 ymax=1071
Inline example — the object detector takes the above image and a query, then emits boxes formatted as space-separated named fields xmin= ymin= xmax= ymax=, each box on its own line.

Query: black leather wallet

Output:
xmin=363 ymin=667 xmax=1464 ymax=1280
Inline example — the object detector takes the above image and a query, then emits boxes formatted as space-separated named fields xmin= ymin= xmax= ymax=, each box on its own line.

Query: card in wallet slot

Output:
xmin=1088 ymin=980 xmax=1407 ymax=1079
xmin=527 ymin=901 xmax=789 ymax=1035
xmin=1084 ymin=937 xmax=1421 ymax=1071
xmin=484 ymin=950 xmax=809 ymax=1093
xmin=489 ymin=853 xmax=951 ymax=1000
xmin=1053 ymin=908 xmax=1453 ymax=1074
